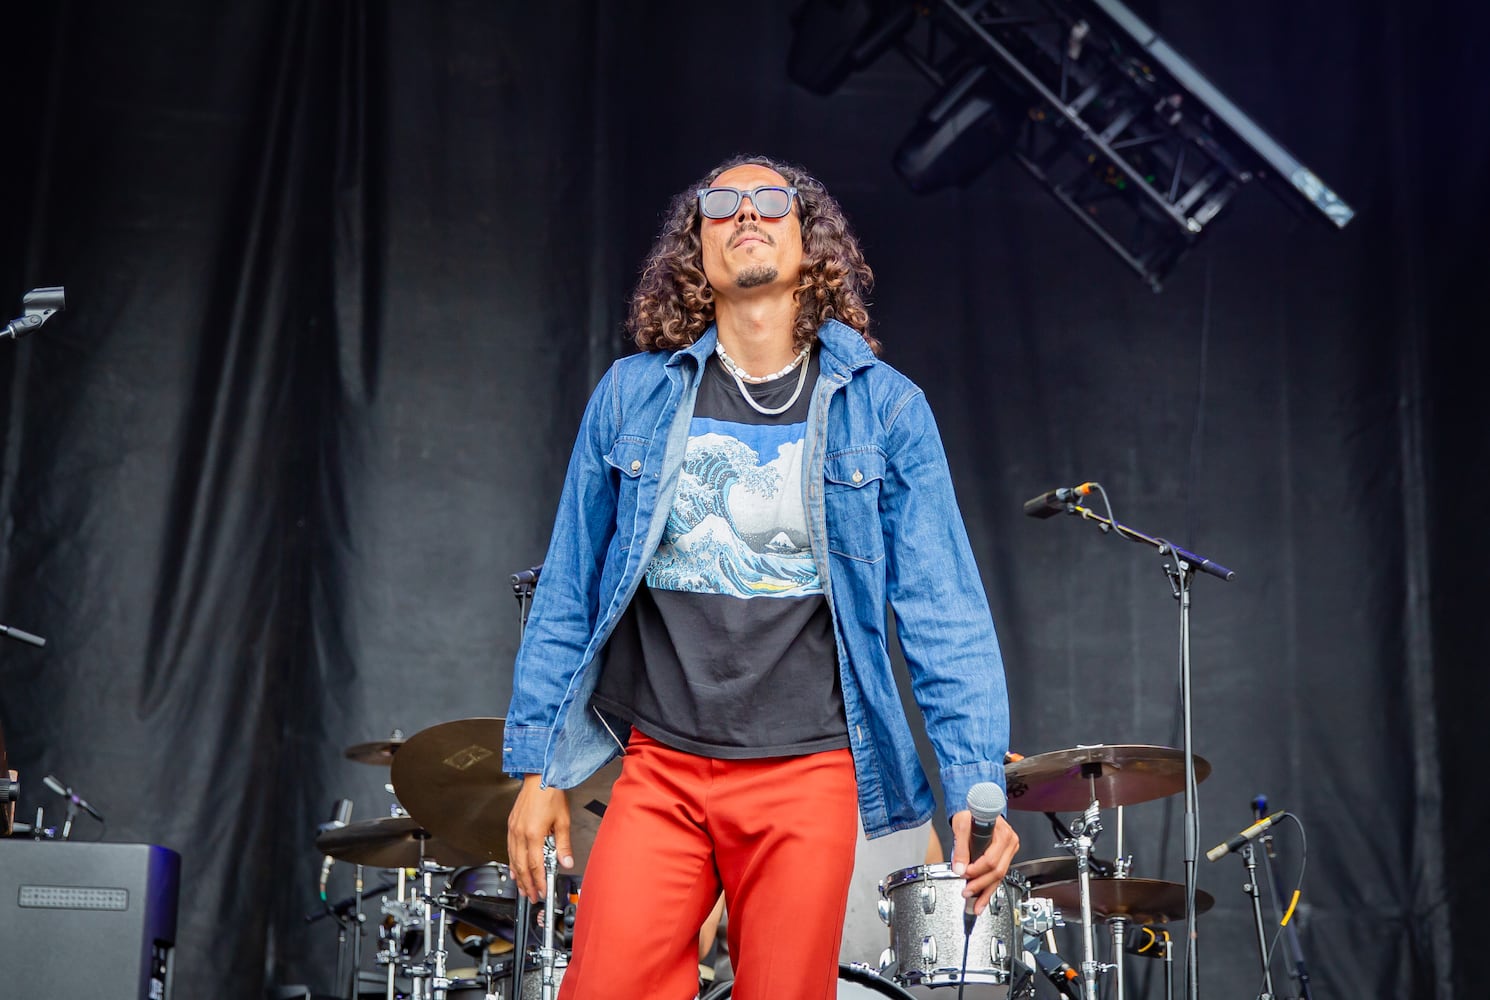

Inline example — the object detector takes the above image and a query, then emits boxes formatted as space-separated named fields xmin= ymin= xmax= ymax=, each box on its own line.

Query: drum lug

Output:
xmin=919 ymin=882 xmax=936 ymax=914
xmin=920 ymin=934 xmax=937 ymax=965
xmin=877 ymin=896 xmax=894 ymax=926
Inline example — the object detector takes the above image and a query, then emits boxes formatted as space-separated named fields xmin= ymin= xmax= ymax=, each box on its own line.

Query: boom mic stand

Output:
xmin=1034 ymin=483 xmax=1234 ymax=1000
xmin=1 ymin=287 xmax=65 ymax=649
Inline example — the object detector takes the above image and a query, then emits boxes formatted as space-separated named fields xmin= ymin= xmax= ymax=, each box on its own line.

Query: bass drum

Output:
xmin=702 ymin=963 xmax=914 ymax=999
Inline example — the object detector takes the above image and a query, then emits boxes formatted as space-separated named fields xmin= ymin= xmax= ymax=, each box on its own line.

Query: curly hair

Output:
xmin=626 ymin=154 xmax=879 ymax=355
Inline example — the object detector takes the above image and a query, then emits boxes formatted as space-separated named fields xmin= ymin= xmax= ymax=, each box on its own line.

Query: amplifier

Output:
xmin=0 ymin=840 xmax=181 ymax=1000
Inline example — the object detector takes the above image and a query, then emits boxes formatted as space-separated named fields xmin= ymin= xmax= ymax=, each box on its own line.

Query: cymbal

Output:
xmin=1005 ymin=745 xmax=1211 ymax=812
xmin=344 ymin=737 xmax=406 ymax=765
xmin=315 ymin=816 xmax=488 ymax=869
xmin=1038 ymin=877 xmax=1214 ymax=924
xmin=389 ymin=717 xmax=623 ymax=871
xmin=1012 ymin=855 xmax=1116 ymax=886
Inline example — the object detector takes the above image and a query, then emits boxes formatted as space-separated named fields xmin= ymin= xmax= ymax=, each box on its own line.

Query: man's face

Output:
xmin=698 ymin=163 xmax=804 ymax=297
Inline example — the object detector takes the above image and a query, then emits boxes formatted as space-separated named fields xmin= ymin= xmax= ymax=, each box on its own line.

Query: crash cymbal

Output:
xmin=1012 ymin=855 xmax=1117 ymax=886
xmin=315 ymin=816 xmax=488 ymax=869
xmin=1005 ymin=745 xmax=1211 ymax=812
xmin=344 ymin=736 xmax=406 ymax=765
xmin=389 ymin=717 xmax=622 ymax=871
xmin=1039 ymin=877 xmax=1214 ymax=924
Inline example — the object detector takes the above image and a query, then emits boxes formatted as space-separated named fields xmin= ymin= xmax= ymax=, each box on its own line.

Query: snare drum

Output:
xmin=878 ymin=864 xmax=1034 ymax=998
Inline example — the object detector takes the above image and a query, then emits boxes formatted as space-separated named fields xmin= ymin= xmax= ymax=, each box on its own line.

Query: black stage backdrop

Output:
xmin=1 ymin=2 xmax=1484 ymax=997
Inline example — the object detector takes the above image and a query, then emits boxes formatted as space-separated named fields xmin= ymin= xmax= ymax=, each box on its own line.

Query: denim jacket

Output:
xmin=502 ymin=320 xmax=1009 ymax=838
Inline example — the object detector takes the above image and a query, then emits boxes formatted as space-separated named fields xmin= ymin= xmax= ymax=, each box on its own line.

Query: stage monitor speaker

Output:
xmin=0 ymin=840 xmax=181 ymax=1000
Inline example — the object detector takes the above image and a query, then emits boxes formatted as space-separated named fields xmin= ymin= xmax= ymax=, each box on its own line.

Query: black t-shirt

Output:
xmin=593 ymin=350 xmax=849 ymax=758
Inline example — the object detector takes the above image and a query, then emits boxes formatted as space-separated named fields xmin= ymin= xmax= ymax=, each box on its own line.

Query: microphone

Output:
xmin=318 ymin=799 xmax=354 ymax=900
xmin=963 ymin=782 xmax=1007 ymax=930
xmin=511 ymin=564 xmax=543 ymax=591
xmin=42 ymin=774 xmax=104 ymax=821
xmin=1206 ymin=809 xmax=1286 ymax=862
xmin=1022 ymin=482 xmax=1095 ymax=519
xmin=3 ymin=286 xmax=65 ymax=340
xmin=1031 ymin=950 xmax=1082 ymax=1000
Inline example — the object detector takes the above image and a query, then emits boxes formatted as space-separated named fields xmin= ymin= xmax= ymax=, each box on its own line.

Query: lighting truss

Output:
xmin=802 ymin=0 xmax=1355 ymax=289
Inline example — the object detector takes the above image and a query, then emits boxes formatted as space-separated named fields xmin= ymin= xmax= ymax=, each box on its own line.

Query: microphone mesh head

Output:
xmin=967 ymin=782 xmax=1006 ymax=823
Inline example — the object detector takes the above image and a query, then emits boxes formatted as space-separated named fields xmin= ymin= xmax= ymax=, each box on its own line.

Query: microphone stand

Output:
xmin=1 ymin=290 xmax=63 ymax=649
xmin=1254 ymin=800 xmax=1312 ymax=1000
xmin=1240 ymin=840 xmax=1275 ymax=999
xmin=1059 ymin=497 xmax=1235 ymax=1000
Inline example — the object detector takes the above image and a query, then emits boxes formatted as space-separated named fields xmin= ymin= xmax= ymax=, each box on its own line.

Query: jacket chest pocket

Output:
xmin=824 ymin=449 xmax=886 ymax=564
xmin=604 ymin=437 xmax=650 ymax=550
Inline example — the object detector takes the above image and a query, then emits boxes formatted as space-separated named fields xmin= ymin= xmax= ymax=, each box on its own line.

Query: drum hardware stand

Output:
xmin=1240 ymin=840 xmax=1275 ymax=1000
xmin=538 ymin=838 xmax=564 ymax=1000
xmin=377 ymin=867 xmax=416 ymax=1000
xmin=1061 ymin=794 xmax=1111 ymax=1000
xmin=1054 ymin=488 xmax=1235 ymax=1000
xmin=406 ymin=861 xmax=454 ymax=1000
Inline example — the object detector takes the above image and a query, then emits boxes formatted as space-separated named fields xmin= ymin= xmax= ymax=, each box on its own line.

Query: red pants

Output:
xmin=558 ymin=729 xmax=859 ymax=1000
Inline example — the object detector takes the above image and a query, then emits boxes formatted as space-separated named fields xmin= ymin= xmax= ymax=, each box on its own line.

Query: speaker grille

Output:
xmin=19 ymin=884 xmax=129 ymax=910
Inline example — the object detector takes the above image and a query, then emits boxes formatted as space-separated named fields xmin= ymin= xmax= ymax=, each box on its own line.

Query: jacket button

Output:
xmin=630 ymin=460 xmax=641 ymax=472
xmin=852 ymin=470 xmax=864 ymax=484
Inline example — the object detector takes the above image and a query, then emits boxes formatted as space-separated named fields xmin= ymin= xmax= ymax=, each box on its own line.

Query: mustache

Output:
xmin=730 ymin=224 xmax=775 ymax=248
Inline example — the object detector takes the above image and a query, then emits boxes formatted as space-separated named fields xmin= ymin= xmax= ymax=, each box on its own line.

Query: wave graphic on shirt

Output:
xmin=647 ymin=430 xmax=821 ymax=599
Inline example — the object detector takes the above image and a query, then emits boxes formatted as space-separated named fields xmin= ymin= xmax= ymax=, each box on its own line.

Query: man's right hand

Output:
xmin=507 ymin=774 xmax=574 ymax=902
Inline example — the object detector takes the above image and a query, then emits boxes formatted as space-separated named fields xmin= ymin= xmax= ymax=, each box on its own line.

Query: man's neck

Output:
xmin=714 ymin=296 xmax=799 ymax=378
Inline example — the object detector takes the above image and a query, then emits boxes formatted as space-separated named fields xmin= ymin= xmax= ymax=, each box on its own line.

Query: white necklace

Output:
xmin=715 ymin=342 xmax=811 ymax=383
xmin=715 ymin=343 xmax=812 ymax=416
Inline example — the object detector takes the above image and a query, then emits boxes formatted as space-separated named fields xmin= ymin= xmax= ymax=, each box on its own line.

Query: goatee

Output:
xmin=736 ymin=265 xmax=779 ymax=289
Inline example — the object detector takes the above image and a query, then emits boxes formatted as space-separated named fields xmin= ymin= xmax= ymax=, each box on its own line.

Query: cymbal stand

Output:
xmin=350 ymin=864 xmax=365 ymax=1000
xmin=1240 ymin=841 xmax=1275 ymax=1000
xmin=407 ymin=863 xmax=452 ymax=1000
xmin=378 ymin=867 xmax=409 ymax=1000
xmin=1108 ymin=811 xmax=1134 ymax=1000
xmin=537 ymin=838 xmax=564 ymax=1000
xmin=1061 ymin=791 xmax=1107 ymax=1000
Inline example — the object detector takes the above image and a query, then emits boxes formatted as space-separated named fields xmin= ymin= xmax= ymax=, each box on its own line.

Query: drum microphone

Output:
xmin=42 ymin=773 xmax=105 ymax=821
xmin=1030 ymin=950 xmax=1082 ymax=1000
xmin=963 ymin=782 xmax=1007 ymax=931
xmin=1206 ymin=809 xmax=1286 ymax=862
xmin=1022 ymin=482 xmax=1095 ymax=519
xmin=318 ymin=799 xmax=354 ymax=901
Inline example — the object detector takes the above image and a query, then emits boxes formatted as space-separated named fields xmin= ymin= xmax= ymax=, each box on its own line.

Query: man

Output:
xmin=503 ymin=155 xmax=1017 ymax=999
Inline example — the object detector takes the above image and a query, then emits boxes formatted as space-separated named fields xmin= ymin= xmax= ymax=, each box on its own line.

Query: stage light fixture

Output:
xmin=893 ymin=65 xmax=1018 ymax=193
xmin=788 ymin=0 xmax=1354 ymax=289
xmin=787 ymin=0 xmax=916 ymax=96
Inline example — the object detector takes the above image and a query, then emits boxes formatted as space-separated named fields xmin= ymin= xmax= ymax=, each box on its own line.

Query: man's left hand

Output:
xmin=949 ymin=810 xmax=1020 ymax=915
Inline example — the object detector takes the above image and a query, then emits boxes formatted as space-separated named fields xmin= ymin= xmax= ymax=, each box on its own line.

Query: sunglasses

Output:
xmin=696 ymin=185 xmax=799 ymax=220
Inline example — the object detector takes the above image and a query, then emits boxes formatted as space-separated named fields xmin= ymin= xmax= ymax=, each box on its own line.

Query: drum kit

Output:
xmin=312 ymin=728 xmax=1211 ymax=1000
xmin=313 ymin=718 xmax=616 ymax=1000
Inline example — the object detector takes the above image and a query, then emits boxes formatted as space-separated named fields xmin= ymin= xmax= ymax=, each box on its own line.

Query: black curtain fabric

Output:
xmin=0 ymin=2 xmax=1481 ymax=997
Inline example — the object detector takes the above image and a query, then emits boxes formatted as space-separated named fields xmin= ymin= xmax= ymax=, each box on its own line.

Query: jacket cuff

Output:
xmin=502 ymin=724 xmax=549 ymax=777
xmin=940 ymin=760 xmax=1008 ymax=820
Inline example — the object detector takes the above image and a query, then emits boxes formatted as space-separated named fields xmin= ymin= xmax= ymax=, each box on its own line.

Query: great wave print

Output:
xmin=647 ymin=421 xmax=821 ymax=599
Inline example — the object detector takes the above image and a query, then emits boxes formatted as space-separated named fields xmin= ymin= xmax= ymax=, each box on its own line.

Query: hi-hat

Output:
xmin=1039 ymin=877 xmax=1214 ymax=924
xmin=1013 ymin=855 xmax=1116 ymax=885
xmin=1005 ymin=744 xmax=1211 ymax=812
xmin=390 ymin=717 xmax=622 ymax=871
xmin=343 ymin=737 xmax=406 ymax=765
xmin=315 ymin=816 xmax=486 ymax=869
